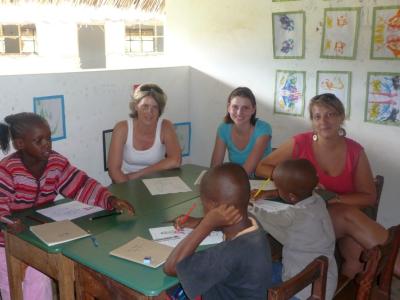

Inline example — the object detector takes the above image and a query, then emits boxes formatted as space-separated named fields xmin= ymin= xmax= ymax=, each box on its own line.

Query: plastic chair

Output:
xmin=268 ymin=256 xmax=328 ymax=300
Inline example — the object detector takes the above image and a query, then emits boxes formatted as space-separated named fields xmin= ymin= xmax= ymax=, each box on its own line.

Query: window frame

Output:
xmin=125 ymin=21 xmax=164 ymax=55
xmin=0 ymin=24 xmax=38 ymax=55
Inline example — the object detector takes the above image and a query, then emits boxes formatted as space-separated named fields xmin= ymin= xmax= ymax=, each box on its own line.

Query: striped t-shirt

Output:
xmin=0 ymin=151 xmax=113 ymax=246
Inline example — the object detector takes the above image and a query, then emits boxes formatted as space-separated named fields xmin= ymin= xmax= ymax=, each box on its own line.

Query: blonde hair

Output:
xmin=129 ymin=83 xmax=167 ymax=118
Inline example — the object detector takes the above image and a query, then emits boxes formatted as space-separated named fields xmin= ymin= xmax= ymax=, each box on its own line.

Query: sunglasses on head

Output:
xmin=138 ymin=85 xmax=163 ymax=94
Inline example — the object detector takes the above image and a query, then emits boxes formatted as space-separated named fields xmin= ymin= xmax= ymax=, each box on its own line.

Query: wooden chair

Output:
xmin=359 ymin=175 xmax=384 ymax=221
xmin=268 ymin=256 xmax=328 ymax=300
xmin=334 ymin=224 xmax=400 ymax=300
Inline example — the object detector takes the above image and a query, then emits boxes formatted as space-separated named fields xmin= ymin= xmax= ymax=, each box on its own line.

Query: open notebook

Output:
xmin=110 ymin=237 xmax=174 ymax=268
xmin=30 ymin=220 xmax=90 ymax=246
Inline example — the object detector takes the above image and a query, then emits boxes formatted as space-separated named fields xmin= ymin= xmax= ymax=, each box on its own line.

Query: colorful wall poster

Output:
xmin=371 ymin=6 xmax=400 ymax=60
xmin=316 ymin=71 xmax=351 ymax=118
xmin=365 ymin=72 xmax=400 ymax=126
xmin=33 ymin=95 xmax=66 ymax=141
xmin=274 ymin=70 xmax=305 ymax=116
xmin=272 ymin=11 xmax=305 ymax=59
xmin=321 ymin=7 xmax=360 ymax=59
xmin=174 ymin=122 xmax=191 ymax=157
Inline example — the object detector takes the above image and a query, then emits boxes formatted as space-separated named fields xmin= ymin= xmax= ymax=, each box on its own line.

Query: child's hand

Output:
xmin=6 ymin=218 xmax=25 ymax=234
xmin=202 ymin=204 xmax=242 ymax=230
xmin=250 ymin=189 xmax=278 ymax=201
xmin=109 ymin=197 xmax=135 ymax=215
xmin=173 ymin=216 xmax=201 ymax=230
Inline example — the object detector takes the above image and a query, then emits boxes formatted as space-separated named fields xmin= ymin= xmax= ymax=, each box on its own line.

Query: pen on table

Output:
xmin=26 ymin=215 xmax=46 ymax=224
xmin=90 ymin=236 xmax=99 ymax=247
xmin=89 ymin=210 xmax=122 ymax=221
xmin=252 ymin=178 xmax=271 ymax=199
xmin=179 ymin=203 xmax=197 ymax=226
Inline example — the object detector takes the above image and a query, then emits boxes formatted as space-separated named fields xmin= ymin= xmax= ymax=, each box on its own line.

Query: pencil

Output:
xmin=253 ymin=178 xmax=271 ymax=199
xmin=89 ymin=210 xmax=122 ymax=221
xmin=26 ymin=215 xmax=46 ymax=224
xmin=179 ymin=203 xmax=197 ymax=225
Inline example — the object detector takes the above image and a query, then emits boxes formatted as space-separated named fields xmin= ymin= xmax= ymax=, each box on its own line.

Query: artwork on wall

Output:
xmin=370 ymin=6 xmax=400 ymax=60
xmin=174 ymin=122 xmax=191 ymax=157
xmin=33 ymin=95 xmax=66 ymax=141
xmin=272 ymin=11 xmax=305 ymax=59
xmin=365 ymin=72 xmax=400 ymax=126
xmin=316 ymin=71 xmax=351 ymax=118
xmin=274 ymin=70 xmax=305 ymax=116
xmin=320 ymin=7 xmax=361 ymax=59
xmin=102 ymin=129 xmax=113 ymax=171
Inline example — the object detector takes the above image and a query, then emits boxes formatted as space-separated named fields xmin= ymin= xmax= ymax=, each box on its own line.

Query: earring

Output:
xmin=312 ymin=133 xmax=318 ymax=142
xmin=338 ymin=127 xmax=346 ymax=137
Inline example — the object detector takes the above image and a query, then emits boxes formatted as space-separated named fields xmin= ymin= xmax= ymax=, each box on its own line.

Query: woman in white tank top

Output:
xmin=108 ymin=84 xmax=182 ymax=183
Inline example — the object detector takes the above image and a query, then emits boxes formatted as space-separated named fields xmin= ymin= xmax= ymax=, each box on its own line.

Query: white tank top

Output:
xmin=122 ymin=118 xmax=166 ymax=173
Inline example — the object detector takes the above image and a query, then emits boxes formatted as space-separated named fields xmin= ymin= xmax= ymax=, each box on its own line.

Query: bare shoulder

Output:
xmin=161 ymin=119 xmax=174 ymax=130
xmin=113 ymin=120 xmax=128 ymax=131
xmin=111 ymin=120 xmax=129 ymax=143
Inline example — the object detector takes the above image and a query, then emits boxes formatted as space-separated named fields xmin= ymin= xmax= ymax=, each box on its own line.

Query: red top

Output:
xmin=292 ymin=132 xmax=363 ymax=194
xmin=0 ymin=151 xmax=113 ymax=246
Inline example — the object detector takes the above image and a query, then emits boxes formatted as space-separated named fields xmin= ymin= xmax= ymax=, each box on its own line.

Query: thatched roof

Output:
xmin=0 ymin=0 xmax=164 ymax=11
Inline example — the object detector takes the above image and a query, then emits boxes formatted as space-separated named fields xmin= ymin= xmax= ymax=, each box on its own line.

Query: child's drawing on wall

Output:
xmin=371 ymin=7 xmax=400 ymax=59
xmin=173 ymin=122 xmax=191 ymax=157
xmin=272 ymin=12 xmax=305 ymax=58
xmin=274 ymin=70 xmax=305 ymax=116
xmin=33 ymin=95 xmax=66 ymax=141
xmin=366 ymin=73 xmax=400 ymax=126
xmin=321 ymin=8 xmax=360 ymax=59
xmin=317 ymin=71 xmax=351 ymax=118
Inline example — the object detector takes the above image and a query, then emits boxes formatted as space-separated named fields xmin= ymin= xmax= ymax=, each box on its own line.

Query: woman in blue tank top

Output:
xmin=210 ymin=87 xmax=272 ymax=177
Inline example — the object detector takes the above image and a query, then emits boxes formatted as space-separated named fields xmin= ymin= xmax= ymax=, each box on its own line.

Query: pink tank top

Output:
xmin=292 ymin=132 xmax=363 ymax=194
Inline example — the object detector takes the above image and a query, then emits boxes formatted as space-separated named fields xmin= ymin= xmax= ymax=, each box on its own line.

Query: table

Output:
xmin=64 ymin=198 xmax=203 ymax=299
xmin=108 ymin=164 xmax=206 ymax=215
xmin=4 ymin=200 xmax=126 ymax=300
xmin=4 ymin=164 xmax=206 ymax=300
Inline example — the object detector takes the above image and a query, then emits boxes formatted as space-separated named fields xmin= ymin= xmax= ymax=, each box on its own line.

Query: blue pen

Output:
xmin=90 ymin=236 xmax=99 ymax=247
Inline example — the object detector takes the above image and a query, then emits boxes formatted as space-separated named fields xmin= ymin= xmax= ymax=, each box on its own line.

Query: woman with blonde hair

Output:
xmin=108 ymin=83 xmax=181 ymax=183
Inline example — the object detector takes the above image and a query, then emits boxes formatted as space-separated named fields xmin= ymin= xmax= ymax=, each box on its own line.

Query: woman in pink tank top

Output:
xmin=254 ymin=93 xmax=399 ymax=279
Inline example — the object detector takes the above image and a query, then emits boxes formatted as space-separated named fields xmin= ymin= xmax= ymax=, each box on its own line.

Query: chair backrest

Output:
xmin=355 ymin=224 xmax=400 ymax=300
xmin=268 ymin=256 xmax=328 ymax=300
xmin=371 ymin=175 xmax=384 ymax=220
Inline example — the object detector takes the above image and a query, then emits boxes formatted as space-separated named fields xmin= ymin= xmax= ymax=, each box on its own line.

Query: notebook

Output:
xmin=110 ymin=236 xmax=173 ymax=268
xmin=30 ymin=220 xmax=90 ymax=246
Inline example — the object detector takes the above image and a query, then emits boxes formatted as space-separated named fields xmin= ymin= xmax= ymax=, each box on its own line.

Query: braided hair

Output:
xmin=0 ymin=112 xmax=48 ymax=154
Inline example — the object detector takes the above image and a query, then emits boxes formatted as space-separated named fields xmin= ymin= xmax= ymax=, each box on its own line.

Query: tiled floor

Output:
xmin=393 ymin=277 xmax=400 ymax=299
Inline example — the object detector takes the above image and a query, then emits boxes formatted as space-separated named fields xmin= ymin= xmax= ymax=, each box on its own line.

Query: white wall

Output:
xmin=166 ymin=0 xmax=400 ymax=227
xmin=0 ymin=66 xmax=190 ymax=185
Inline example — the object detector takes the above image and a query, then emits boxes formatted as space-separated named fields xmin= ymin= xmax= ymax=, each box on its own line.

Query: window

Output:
xmin=0 ymin=24 xmax=37 ymax=54
xmin=125 ymin=23 xmax=164 ymax=55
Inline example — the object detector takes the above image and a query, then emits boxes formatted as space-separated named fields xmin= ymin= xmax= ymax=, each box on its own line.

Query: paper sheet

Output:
xmin=149 ymin=226 xmax=223 ymax=248
xmin=252 ymin=200 xmax=291 ymax=213
xmin=142 ymin=176 xmax=192 ymax=195
xmin=249 ymin=180 xmax=276 ymax=191
xmin=36 ymin=201 xmax=103 ymax=221
xmin=30 ymin=220 xmax=90 ymax=246
xmin=110 ymin=237 xmax=173 ymax=268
